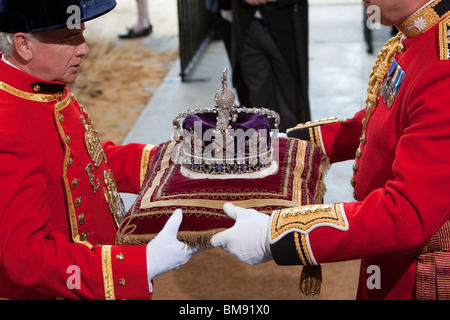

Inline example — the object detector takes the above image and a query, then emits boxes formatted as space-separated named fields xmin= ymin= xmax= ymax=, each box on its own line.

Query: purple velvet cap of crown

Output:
xmin=182 ymin=107 xmax=271 ymax=138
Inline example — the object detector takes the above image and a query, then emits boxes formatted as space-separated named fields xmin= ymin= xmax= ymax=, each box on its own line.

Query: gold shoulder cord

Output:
xmin=351 ymin=33 xmax=404 ymax=198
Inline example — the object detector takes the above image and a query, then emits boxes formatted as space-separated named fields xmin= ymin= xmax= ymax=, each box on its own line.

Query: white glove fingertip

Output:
xmin=223 ymin=202 xmax=239 ymax=220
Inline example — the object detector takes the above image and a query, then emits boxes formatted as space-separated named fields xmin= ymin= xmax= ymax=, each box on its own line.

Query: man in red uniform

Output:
xmin=0 ymin=0 xmax=197 ymax=299
xmin=212 ymin=0 xmax=450 ymax=299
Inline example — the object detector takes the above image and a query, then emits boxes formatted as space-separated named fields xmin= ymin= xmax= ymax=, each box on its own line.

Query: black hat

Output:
xmin=0 ymin=0 xmax=116 ymax=33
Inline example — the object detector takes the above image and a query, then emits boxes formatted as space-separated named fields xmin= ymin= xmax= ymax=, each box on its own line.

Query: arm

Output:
xmin=0 ymin=134 xmax=194 ymax=299
xmin=101 ymin=141 xmax=157 ymax=193
xmin=212 ymin=75 xmax=450 ymax=267
xmin=0 ymin=132 xmax=152 ymax=299
xmin=287 ymin=111 xmax=364 ymax=163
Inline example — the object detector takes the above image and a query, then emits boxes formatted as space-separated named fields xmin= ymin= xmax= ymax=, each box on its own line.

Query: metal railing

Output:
xmin=177 ymin=0 xmax=214 ymax=82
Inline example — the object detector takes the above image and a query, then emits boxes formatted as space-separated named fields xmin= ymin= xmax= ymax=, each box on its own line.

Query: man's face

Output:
xmin=28 ymin=25 xmax=89 ymax=84
xmin=363 ymin=0 xmax=429 ymax=26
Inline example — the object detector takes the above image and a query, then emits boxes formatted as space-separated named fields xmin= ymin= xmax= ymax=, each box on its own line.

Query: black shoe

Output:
xmin=118 ymin=24 xmax=152 ymax=39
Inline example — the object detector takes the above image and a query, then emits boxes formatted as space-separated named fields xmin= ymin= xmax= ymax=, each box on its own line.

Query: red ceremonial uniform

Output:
xmin=271 ymin=1 xmax=450 ymax=299
xmin=0 ymin=55 xmax=156 ymax=299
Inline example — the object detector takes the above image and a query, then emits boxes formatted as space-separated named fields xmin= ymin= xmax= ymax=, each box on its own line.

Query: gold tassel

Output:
xmin=299 ymin=265 xmax=322 ymax=296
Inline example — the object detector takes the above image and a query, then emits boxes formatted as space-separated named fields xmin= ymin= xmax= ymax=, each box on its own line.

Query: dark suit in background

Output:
xmin=229 ymin=0 xmax=310 ymax=132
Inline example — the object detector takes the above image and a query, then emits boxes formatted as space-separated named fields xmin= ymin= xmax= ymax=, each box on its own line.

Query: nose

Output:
xmin=76 ymin=37 xmax=90 ymax=57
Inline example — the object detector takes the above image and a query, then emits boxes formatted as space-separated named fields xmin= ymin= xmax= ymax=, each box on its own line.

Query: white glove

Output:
xmin=146 ymin=209 xmax=198 ymax=291
xmin=210 ymin=203 xmax=272 ymax=265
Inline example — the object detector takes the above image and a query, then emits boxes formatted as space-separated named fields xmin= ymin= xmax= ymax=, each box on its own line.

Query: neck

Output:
xmin=1 ymin=54 xmax=20 ymax=70
xmin=396 ymin=0 xmax=450 ymax=37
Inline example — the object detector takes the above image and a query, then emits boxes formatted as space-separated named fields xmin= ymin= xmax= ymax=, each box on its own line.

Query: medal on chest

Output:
xmin=380 ymin=60 xmax=406 ymax=108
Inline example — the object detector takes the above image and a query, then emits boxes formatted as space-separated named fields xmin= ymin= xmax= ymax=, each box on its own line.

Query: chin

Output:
xmin=65 ymin=74 xmax=78 ymax=85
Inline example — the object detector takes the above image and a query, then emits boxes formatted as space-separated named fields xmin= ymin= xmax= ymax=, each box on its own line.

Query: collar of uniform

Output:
xmin=0 ymin=53 xmax=67 ymax=101
xmin=396 ymin=0 xmax=450 ymax=37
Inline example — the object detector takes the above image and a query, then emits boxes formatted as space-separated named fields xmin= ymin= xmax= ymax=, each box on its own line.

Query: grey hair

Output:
xmin=0 ymin=32 xmax=39 ymax=57
xmin=0 ymin=32 xmax=15 ymax=56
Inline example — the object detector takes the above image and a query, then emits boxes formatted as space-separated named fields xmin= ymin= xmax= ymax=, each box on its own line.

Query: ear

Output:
xmin=13 ymin=33 xmax=34 ymax=62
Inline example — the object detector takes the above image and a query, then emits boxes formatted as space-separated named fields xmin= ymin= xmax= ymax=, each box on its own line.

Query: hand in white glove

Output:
xmin=210 ymin=203 xmax=272 ymax=265
xmin=146 ymin=209 xmax=198 ymax=291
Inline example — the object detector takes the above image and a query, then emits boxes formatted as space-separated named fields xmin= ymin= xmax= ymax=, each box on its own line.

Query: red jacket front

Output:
xmin=0 ymin=55 xmax=156 ymax=299
xmin=271 ymin=2 xmax=450 ymax=299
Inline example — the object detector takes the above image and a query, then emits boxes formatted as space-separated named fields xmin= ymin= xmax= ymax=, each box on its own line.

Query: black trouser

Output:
xmin=238 ymin=19 xmax=303 ymax=132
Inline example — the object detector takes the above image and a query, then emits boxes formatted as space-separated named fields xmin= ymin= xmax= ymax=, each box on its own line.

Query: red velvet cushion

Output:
xmin=116 ymin=137 xmax=329 ymax=247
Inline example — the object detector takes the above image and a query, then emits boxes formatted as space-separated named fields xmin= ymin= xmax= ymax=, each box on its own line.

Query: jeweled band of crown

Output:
xmin=172 ymin=67 xmax=280 ymax=175
xmin=178 ymin=126 xmax=273 ymax=174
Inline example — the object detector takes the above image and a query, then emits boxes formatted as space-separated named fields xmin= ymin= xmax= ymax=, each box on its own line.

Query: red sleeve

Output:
xmin=311 ymin=74 xmax=450 ymax=263
xmin=271 ymin=74 xmax=450 ymax=266
xmin=320 ymin=110 xmax=365 ymax=163
xmin=0 ymin=133 xmax=152 ymax=299
xmin=286 ymin=112 xmax=364 ymax=164
xmin=101 ymin=141 xmax=157 ymax=193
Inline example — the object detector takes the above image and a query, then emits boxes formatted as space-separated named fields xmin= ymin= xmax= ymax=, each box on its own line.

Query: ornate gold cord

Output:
xmin=351 ymin=33 xmax=404 ymax=198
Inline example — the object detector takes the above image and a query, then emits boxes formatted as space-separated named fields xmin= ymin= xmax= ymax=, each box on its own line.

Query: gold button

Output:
xmin=33 ymin=85 xmax=41 ymax=92
xmin=71 ymin=178 xmax=78 ymax=189
xmin=74 ymin=196 xmax=82 ymax=207
xmin=350 ymin=177 xmax=356 ymax=187
xmin=68 ymin=157 xmax=74 ymax=167
xmin=65 ymin=135 xmax=71 ymax=145
xmin=77 ymin=213 xmax=86 ymax=225
xmin=59 ymin=113 xmax=65 ymax=123
xmin=118 ymin=278 xmax=126 ymax=286
xmin=360 ymin=134 xmax=366 ymax=145
xmin=352 ymin=162 xmax=358 ymax=173
xmin=117 ymin=253 xmax=125 ymax=261
xmin=355 ymin=148 xmax=361 ymax=159
xmin=80 ymin=232 xmax=89 ymax=241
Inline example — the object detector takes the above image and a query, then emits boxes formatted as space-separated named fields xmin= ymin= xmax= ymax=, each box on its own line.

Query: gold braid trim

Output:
xmin=287 ymin=117 xmax=344 ymax=131
xmin=396 ymin=0 xmax=450 ymax=38
xmin=101 ymin=245 xmax=116 ymax=300
xmin=140 ymin=144 xmax=156 ymax=189
xmin=294 ymin=232 xmax=322 ymax=296
xmin=0 ymin=81 xmax=63 ymax=102
xmin=439 ymin=15 xmax=450 ymax=61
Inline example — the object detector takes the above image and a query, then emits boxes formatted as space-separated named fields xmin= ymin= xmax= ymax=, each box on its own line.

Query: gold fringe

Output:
xmin=116 ymin=229 xmax=227 ymax=248
xmin=300 ymin=265 xmax=322 ymax=296
xmin=314 ymin=156 xmax=330 ymax=204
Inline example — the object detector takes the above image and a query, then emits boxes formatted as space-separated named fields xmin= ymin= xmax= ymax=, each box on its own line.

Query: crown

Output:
xmin=172 ymin=67 xmax=280 ymax=175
